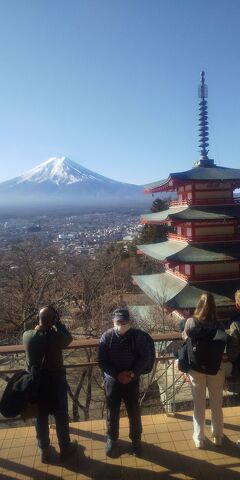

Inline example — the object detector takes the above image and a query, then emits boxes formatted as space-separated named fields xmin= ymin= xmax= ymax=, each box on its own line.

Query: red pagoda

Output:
xmin=133 ymin=71 xmax=240 ymax=321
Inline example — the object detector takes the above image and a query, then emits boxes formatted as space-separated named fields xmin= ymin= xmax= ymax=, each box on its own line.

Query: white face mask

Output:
xmin=114 ymin=323 xmax=130 ymax=335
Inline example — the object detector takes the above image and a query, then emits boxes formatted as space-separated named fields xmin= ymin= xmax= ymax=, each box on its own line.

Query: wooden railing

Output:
xmin=0 ymin=333 xmax=238 ymax=416
xmin=0 ymin=333 xmax=182 ymax=374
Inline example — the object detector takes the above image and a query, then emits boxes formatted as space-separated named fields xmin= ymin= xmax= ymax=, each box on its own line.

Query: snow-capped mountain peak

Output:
xmin=0 ymin=156 xmax=146 ymax=209
xmin=17 ymin=156 xmax=117 ymax=186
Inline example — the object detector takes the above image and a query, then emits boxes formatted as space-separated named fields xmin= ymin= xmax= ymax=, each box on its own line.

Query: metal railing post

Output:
xmin=165 ymin=358 xmax=169 ymax=414
xmin=172 ymin=359 xmax=176 ymax=414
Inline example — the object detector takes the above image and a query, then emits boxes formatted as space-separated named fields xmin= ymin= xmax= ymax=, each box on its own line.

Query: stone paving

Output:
xmin=0 ymin=406 xmax=240 ymax=479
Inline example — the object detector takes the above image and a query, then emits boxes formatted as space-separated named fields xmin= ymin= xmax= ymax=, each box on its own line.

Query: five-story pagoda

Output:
xmin=133 ymin=71 xmax=240 ymax=321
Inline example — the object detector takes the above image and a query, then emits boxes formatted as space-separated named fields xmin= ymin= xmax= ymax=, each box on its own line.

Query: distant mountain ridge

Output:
xmin=0 ymin=156 xmax=149 ymax=210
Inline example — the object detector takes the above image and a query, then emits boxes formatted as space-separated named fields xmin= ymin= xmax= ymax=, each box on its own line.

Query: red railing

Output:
xmin=192 ymin=272 xmax=240 ymax=282
xmin=168 ymin=233 xmax=189 ymax=242
xmin=167 ymin=269 xmax=188 ymax=281
xmin=170 ymin=198 xmax=240 ymax=207
xmin=167 ymin=268 xmax=240 ymax=283
xmin=168 ymin=233 xmax=240 ymax=243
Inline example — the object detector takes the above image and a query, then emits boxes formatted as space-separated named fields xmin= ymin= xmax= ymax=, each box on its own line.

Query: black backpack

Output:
xmin=187 ymin=320 xmax=226 ymax=375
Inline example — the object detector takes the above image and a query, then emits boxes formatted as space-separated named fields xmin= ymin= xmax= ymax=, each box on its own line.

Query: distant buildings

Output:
xmin=0 ymin=211 xmax=141 ymax=257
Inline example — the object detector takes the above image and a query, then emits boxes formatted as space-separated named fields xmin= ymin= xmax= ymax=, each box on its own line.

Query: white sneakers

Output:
xmin=213 ymin=436 xmax=222 ymax=446
xmin=193 ymin=438 xmax=205 ymax=449
xmin=193 ymin=436 xmax=223 ymax=448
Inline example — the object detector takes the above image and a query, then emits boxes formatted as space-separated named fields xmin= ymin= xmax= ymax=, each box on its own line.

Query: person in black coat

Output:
xmin=98 ymin=308 xmax=151 ymax=458
xmin=23 ymin=306 xmax=77 ymax=464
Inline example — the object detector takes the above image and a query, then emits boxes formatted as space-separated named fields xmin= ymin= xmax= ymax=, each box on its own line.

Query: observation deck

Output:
xmin=0 ymin=407 xmax=240 ymax=479
xmin=0 ymin=335 xmax=240 ymax=479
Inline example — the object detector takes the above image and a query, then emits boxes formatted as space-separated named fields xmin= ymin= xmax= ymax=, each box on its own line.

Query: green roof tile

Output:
xmin=141 ymin=205 xmax=240 ymax=223
xmin=138 ymin=241 xmax=240 ymax=263
xmin=145 ymin=165 xmax=240 ymax=192
xmin=133 ymin=272 xmax=236 ymax=309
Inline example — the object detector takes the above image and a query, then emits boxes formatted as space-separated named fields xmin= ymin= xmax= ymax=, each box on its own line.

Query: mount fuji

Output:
xmin=0 ymin=157 xmax=147 ymax=210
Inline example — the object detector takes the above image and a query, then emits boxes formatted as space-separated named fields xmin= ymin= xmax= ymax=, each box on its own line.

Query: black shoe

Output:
xmin=40 ymin=446 xmax=50 ymax=464
xmin=105 ymin=438 xmax=118 ymax=458
xmin=132 ymin=440 xmax=142 ymax=456
xmin=60 ymin=441 xmax=78 ymax=462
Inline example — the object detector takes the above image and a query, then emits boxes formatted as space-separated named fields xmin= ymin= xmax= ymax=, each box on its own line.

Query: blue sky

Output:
xmin=0 ymin=0 xmax=240 ymax=185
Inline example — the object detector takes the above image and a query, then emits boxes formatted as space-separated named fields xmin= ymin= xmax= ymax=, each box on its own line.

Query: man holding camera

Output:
xmin=23 ymin=306 xmax=77 ymax=463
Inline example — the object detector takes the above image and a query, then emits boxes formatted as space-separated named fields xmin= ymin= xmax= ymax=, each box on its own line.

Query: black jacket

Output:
xmin=98 ymin=327 xmax=151 ymax=379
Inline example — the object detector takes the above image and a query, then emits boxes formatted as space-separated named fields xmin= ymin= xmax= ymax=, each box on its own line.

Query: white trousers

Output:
xmin=188 ymin=368 xmax=225 ymax=442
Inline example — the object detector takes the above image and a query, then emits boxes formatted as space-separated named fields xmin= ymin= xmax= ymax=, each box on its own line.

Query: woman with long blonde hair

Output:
xmin=194 ymin=292 xmax=217 ymax=324
xmin=182 ymin=293 xmax=226 ymax=448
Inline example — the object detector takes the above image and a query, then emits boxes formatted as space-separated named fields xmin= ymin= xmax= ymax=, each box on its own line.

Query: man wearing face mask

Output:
xmin=98 ymin=308 xmax=151 ymax=458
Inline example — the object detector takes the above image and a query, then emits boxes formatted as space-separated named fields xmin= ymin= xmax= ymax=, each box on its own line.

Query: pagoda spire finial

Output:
xmin=195 ymin=70 xmax=215 ymax=167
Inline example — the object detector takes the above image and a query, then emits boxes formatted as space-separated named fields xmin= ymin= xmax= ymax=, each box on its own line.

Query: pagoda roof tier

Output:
xmin=141 ymin=204 xmax=240 ymax=224
xmin=144 ymin=165 xmax=240 ymax=193
xmin=133 ymin=272 xmax=236 ymax=309
xmin=138 ymin=241 xmax=240 ymax=263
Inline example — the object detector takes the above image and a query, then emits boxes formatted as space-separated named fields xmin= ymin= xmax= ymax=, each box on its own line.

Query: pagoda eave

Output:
xmin=144 ymin=184 xmax=175 ymax=194
xmin=133 ymin=272 xmax=236 ymax=310
xmin=137 ymin=240 xmax=240 ymax=263
xmin=144 ymin=166 xmax=240 ymax=195
xmin=141 ymin=205 xmax=240 ymax=224
xmin=144 ymin=177 xmax=191 ymax=194
xmin=140 ymin=218 xmax=169 ymax=225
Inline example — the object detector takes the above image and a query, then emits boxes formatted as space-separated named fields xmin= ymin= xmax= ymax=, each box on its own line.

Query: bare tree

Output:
xmin=66 ymin=243 xmax=134 ymax=420
xmin=0 ymin=240 xmax=73 ymax=334
xmin=0 ymin=239 xmax=183 ymax=420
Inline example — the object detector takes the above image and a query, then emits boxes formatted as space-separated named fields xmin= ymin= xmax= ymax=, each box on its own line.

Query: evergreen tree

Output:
xmin=151 ymin=197 xmax=169 ymax=213
xmin=138 ymin=224 xmax=168 ymax=244
xmin=138 ymin=197 xmax=169 ymax=244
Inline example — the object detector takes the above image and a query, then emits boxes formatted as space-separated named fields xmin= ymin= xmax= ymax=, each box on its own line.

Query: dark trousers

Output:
xmin=36 ymin=373 xmax=70 ymax=451
xmin=104 ymin=377 xmax=142 ymax=441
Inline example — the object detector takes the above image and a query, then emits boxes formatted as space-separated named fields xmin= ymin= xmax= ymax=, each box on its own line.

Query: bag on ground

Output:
xmin=0 ymin=369 xmax=40 ymax=419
